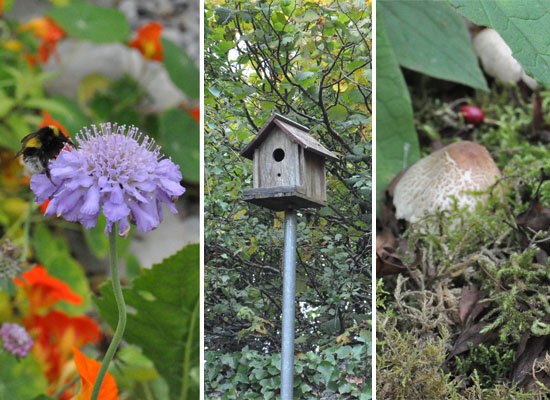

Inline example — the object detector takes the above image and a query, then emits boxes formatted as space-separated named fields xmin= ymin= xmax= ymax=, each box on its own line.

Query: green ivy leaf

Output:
xmin=94 ymin=244 xmax=200 ymax=400
xmin=48 ymin=1 xmax=130 ymax=43
xmin=380 ymin=0 xmax=487 ymax=91
xmin=162 ymin=38 xmax=200 ymax=100
xmin=160 ymin=109 xmax=200 ymax=183
xmin=317 ymin=360 xmax=336 ymax=384
xmin=375 ymin=12 xmax=420 ymax=209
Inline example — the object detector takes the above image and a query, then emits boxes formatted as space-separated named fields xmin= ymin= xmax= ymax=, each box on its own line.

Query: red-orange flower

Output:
xmin=31 ymin=311 xmax=100 ymax=386
xmin=189 ymin=106 xmax=200 ymax=124
xmin=15 ymin=265 xmax=82 ymax=311
xmin=129 ymin=21 xmax=163 ymax=61
xmin=19 ymin=17 xmax=66 ymax=64
xmin=73 ymin=346 xmax=119 ymax=400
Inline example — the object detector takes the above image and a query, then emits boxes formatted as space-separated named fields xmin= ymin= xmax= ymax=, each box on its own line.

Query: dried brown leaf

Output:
xmin=459 ymin=286 xmax=481 ymax=325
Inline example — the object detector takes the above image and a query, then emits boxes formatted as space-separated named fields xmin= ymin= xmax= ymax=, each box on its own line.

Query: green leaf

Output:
xmin=22 ymin=98 xmax=73 ymax=120
xmin=375 ymin=13 xmax=420 ymax=208
xmin=327 ymin=105 xmax=348 ymax=121
xmin=160 ymin=109 xmax=200 ymax=183
xmin=317 ymin=360 xmax=335 ymax=384
xmin=0 ymin=352 xmax=48 ymax=400
xmin=162 ymin=38 xmax=200 ymax=100
xmin=1 ymin=0 xmax=14 ymax=13
xmin=82 ymin=214 xmax=109 ymax=259
xmin=0 ymin=97 xmax=15 ymax=119
xmin=5 ymin=114 xmax=31 ymax=150
xmin=208 ymin=87 xmax=221 ymax=98
xmin=48 ymin=1 xmax=130 ymax=43
xmin=295 ymin=71 xmax=315 ymax=81
xmin=449 ymin=0 xmax=550 ymax=86
xmin=112 ymin=346 xmax=160 ymax=383
xmin=380 ymin=0 xmax=487 ymax=91
xmin=215 ymin=6 xmax=235 ymax=25
xmin=94 ymin=244 xmax=200 ymax=400
xmin=47 ymin=96 xmax=90 ymax=140
xmin=0 ymin=123 xmax=21 ymax=152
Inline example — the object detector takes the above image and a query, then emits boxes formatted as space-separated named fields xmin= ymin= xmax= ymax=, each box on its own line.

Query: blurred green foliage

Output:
xmin=0 ymin=1 xmax=199 ymax=399
xmin=205 ymin=0 xmax=371 ymax=397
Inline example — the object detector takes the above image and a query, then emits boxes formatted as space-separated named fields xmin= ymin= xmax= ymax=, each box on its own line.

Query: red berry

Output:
xmin=460 ymin=105 xmax=484 ymax=126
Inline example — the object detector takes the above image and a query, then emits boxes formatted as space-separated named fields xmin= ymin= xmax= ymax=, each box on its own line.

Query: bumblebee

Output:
xmin=15 ymin=125 xmax=73 ymax=179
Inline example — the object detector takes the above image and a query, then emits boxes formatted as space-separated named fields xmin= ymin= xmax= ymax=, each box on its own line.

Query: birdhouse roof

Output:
xmin=240 ymin=114 xmax=338 ymax=161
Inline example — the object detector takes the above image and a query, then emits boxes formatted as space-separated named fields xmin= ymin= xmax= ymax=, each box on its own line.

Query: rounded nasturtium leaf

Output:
xmin=162 ymin=38 xmax=200 ymax=100
xmin=48 ymin=2 xmax=130 ymax=43
xmin=160 ymin=109 xmax=200 ymax=183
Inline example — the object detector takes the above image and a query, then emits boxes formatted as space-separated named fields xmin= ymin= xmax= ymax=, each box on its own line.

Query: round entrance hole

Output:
xmin=273 ymin=148 xmax=285 ymax=162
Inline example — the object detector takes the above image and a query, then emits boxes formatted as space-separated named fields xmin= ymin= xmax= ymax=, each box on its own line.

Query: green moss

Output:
xmin=379 ymin=81 xmax=550 ymax=398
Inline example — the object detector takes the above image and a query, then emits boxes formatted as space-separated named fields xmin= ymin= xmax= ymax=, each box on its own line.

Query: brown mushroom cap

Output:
xmin=393 ymin=141 xmax=501 ymax=223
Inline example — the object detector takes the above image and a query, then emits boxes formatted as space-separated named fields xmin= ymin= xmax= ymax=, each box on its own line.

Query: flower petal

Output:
xmin=80 ymin=185 xmax=100 ymax=215
xmin=30 ymin=174 xmax=57 ymax=203
xmin=128 ymin=200 xmax=159 ymax=232
xmin=159 ymin=177 xmax=185 ymax=196
xmin=55 ymin=188 xmax=84 ymax=215
xmin=104 ymin=201 xmax=130 ymax=223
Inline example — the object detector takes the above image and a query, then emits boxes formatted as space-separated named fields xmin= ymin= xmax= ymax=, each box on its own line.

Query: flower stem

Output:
xmin=53 ymin=376 xmax=80 ymax=399
xmin=91 ymin=225 xmax=126 ymax=400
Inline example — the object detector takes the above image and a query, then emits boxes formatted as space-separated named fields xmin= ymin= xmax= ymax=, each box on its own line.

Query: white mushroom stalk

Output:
xmin=472 ymin=28 xmax=538 ymax=90
xmin=393 ymin=141 xmax=501 ymax=223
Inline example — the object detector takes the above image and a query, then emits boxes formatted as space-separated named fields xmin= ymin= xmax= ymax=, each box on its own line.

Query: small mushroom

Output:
xmin=393 ymin=141 xmax=501 ymax=223
xmin=472 ymin=28 xmax=538 ymax=90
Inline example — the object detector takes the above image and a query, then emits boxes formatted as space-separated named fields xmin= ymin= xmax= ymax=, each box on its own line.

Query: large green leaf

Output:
xmin=162 ymin=38 xmax=200 ymax=100
xmin=375 ymin=14 xmax=420 ymax=206
xmin=48 ymin=1 xmax=130 ymax=43
xmin=449 ymin=0 xmax=550 ymax=86
xmin=160 ymin=109 xmax=200 ymax=183
xmin=94 ymin=244 xmax=200 ymax=400
xmin=0 ymin=352 xmax=48 ymax=400
xmin=380 ymin=0 xmax=487 ymax=91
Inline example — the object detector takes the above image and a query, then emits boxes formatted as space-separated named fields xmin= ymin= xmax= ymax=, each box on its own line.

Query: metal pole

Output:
xmin=281 ymin=209 xmax=297 ymax=400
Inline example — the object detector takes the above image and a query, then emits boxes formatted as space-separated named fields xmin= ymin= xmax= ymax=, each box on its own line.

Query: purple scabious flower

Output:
xmin=0 ymin=322 xmax=33 ymax=358
xmin=30 ymin=123 xmax=185 ymax=236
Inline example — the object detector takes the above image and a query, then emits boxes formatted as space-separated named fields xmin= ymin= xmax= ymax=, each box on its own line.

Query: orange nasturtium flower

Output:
xmin=129 ymin=21 xmax=163 ymax=61
xmin=189 ymin=106 xmax=200 ymax=124
xmin=73 ymin=346 xmax=119 ymax=400
xmin=32 ymin=311 xmax=101 ymax=388
xmin=18 ymin=17 xmax=66 ymax=64
xmin=15 ymin=265 xmax=82 ymax=311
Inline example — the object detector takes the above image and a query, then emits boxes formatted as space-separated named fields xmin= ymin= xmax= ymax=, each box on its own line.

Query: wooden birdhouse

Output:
xmin=240 ymin=114 xmax=338 ymax=211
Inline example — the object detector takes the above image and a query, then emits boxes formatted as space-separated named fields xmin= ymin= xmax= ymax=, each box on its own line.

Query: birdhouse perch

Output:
xmin=240 ymin=114 xmax=338 ymax=211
